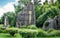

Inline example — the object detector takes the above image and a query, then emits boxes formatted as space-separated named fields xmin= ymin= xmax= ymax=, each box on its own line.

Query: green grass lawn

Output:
xmin=0 ymin=24 xmax=60 ymax=38
xmin=0 ymin=33 xmax=22 ymax=38
xmin=36 ymin=37 xmax=60 ymax=38
xmin=0 ymin=33 xmax=60 ymax=38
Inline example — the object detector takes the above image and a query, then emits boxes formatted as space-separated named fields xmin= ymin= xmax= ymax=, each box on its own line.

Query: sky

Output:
xmin=0 ymin=0 xmax=19 ymax=17
xmin=0 ymin=0 xmax=15 ymax=6
xmin=0 ymin=0 xmax=57 ymax=18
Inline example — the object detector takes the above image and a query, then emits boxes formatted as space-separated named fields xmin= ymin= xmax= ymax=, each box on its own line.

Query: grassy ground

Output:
xmin=0 ymin=24 xmax=60 ymax=38
xmin=36 ymin=37 xmax=60 ymax=38
xmin=0 ymin=33 xmax=22 ymax=38
xmin=0 ymin=33 xmax=60 ymax=38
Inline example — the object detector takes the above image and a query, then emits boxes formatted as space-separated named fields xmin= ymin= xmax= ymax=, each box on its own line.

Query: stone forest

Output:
xmin=0 ymin=0 xmax=60 ymax=38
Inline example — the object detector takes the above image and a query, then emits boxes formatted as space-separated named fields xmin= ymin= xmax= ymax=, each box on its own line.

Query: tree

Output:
xmin=36 ymin=4 xmax=59 ymax=27
xmin=14 ymin=0 xmax=29 ymax=14
xmin=1 ymin=12 xmax=16 ymax=27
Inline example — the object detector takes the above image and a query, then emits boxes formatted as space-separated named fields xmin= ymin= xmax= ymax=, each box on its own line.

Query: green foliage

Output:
xmin=0 ymin=27 xmax=60 ymax=37
xmin=27 ymin=25 xmax=37 ymax=29
xmin=6 ymin=28 xmax=18 ymax=36
xmin=18 ymin=0 xmax=29 ymax=5
xmin=1 ymin=12 xmax=16 ymax=27
xmin=0 ymin=24 xmax=7 ymax=33
xmin=19 ymin=29 xmax=38 ymax=38
xmin=48 ymin=30 xmax=60 ymax=37
xmin=45 ymin=29 xmax=60 ymax=37
xmin=47 ymin=29 xmax=54 ymax=33
xmin=0 ymin=28 xmax=7 ymax=33
xmin=36 ymin=4 xmax=59 ymax=27
xmin=14 ymin=0 xmax=29 ymax=13
xmin=0 ymin=24 xmax=3 ymax=28
xmin=0 ymin=19 xmax=3 ymax=24
xmin=37 ymin=29 xmax=48 ymax=37
xmin=37 ymin=29 xmax=60 ymax=37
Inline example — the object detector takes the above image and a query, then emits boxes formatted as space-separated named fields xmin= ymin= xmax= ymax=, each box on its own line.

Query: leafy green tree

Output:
xmin=14 ymin=0 xmax=29 ymax=14
xmin=1 ymin=12 xmax=16 ymax=27
xmin=36 ymin=4 xmax=59 ymax=27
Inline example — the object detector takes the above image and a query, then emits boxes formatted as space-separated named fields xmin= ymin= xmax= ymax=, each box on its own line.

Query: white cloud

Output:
xmin=3 ymin=2 xmax=15 ymax=12
xmin=0 ymin=0 xmax=19 ymax=18
xmin=0 ymin=2 xmax=15 ymax=17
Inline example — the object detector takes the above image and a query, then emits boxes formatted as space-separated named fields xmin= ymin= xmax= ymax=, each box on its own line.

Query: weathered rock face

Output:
xmin=16 ymin=0 xmax=36 ymax=28
xmin=4 ymin=16 xmax=9 ymax=28
xmin=54 ymin=15 xmax=60 ymax=29
xmin=42 ymin=15 xmax=60 ymax=30
xmin=42 ymin=18 xmax=55 ymax=30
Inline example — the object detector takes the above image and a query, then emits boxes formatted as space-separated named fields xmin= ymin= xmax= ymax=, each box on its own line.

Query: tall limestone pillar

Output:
xmin=16 ymin=0 xmax=36 ymax=28
xmin=27 ymin=0 xmax=36 ymax=25
xmin=4 ymin=16 xmax=9 ymax=28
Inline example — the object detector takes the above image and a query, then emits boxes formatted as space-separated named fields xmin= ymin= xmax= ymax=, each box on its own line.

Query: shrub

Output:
xmin=48 ymin=30 xmax=60 ymax=37
xmin=6 ymin=28 xmax=18 ymax=36
xmin=47 ymin=29 xmax=54 ymax=33
xmin=37 ymin=29 xmax=48 ymax=37
xmin=0 ymin=28 xmax=7 ymax=33
xmin=0 ymin=24 xmax=3 ymax=28
xmin=19 ymin=29 xmax=38 ymax=38
xmin=27 ymin=25 xmax=37 ymax=29
xmin=19 ymin=25 xmax=27 ymax=29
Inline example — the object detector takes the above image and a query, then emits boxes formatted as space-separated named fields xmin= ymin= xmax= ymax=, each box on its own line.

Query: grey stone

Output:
xmin=42 ymin=15 xmax=60 ymax=30
xmin=42 ymin=18 xmax=55 ymax=30
xmin=54 ymin=15 xmax=60 ymax=29
xmin=4 ymin=16 xmax=9 ymax=28
xmin=16 ymin=0 xmax=36 ymax=28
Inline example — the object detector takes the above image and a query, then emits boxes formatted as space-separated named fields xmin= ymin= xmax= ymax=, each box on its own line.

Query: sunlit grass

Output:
xmin=36 ymin=37 xmax=60 ymax=38
xmin=0 ymin=33 xmax=60 ymax=38
xmin=0 ymin=33 xmax=22 ymax=38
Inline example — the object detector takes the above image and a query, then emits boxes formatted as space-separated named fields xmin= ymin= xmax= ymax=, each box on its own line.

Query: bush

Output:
xmin=0 ymin=28 xmax=7 ymax=33
xmin=37 ymin=29 xmax=48 ymax=37
xmin=47 ymin=29 xmax=54 ymax=33
xmin=48 ymin=30 xmax=60 ymax=37
xmin=19 ymin=29 xmax=38 ymax=38
xmin=0 ymin=24 xmax=12 ymax=33
xmin=0 ymin=24 xmax=3 ymax=28
xmin=27 ymin=25 xmax=37 ymax=29
xmin=6 ymin=28 xmax=18 ymax=36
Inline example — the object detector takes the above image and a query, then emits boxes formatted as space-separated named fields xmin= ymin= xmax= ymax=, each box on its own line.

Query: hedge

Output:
xmin=19 ymin=29 xmax=38 ymax=38
xmin=6 ymin=28 xmax=18 ymax=36
xmin=0 ymin=27 xmax=60 ymax=37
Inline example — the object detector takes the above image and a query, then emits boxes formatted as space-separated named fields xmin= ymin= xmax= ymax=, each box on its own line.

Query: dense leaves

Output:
xmin=1 ymin=12 xmax=16 ymax=27
xmin=35 ymin=3 xmax=59 ymax=27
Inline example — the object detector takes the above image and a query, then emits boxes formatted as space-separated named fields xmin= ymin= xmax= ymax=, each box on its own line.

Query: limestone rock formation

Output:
xmin=16 ymin=0 xmax=36 ymax=28
xmin=4 ymin=16 xmax=9 ymax=28
xmin=54 ymin=15 xmax=60 ymax=29
xmin=42 ymin=18 xmax=55 ymax=30
xmin=42 ymin=15 xmax=60 ymax=30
